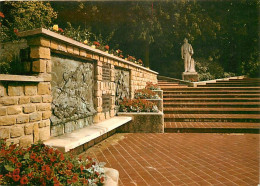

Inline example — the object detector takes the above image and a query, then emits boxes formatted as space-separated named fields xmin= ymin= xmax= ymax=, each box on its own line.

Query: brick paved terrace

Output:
xmin=81 ymin=133 xmax=259 ymax=186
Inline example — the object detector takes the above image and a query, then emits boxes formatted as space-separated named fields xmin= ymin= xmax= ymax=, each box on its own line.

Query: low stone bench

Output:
xmin=44 ymin=116 xmax=132 ymax=153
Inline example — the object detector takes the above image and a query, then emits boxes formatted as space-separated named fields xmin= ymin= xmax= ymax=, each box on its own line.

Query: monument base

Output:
xmin=182 ymin=72 xmax=198 ymax=82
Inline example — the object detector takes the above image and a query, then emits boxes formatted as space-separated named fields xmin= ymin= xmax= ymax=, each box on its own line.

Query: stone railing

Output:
xmin=0 ymin=28 xmax=158 ymax=146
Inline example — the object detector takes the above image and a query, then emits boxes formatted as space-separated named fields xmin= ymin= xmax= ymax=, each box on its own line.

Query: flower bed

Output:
xmin=146 ymin=98 xmax=163 ymax=111
xmin=0 ymin=140 xmax=105 ymax=186
xmin=134 ymin=88 xmax=160 ymax=99
xmin=118 ymin=98 xmax=158 ymax=113
xmin=145 ymin=82 xmax=160 ymax=90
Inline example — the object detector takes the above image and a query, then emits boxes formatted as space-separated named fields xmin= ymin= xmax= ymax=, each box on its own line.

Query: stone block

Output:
xmin=50 ymin=40 xmax=58 ymax=50
xmin=33 ymin=123 xmax=39 ymax=142
xmin=51 ymin=124 xmax=64 ymax=137
xmin=39 ymin=126 xmax=50 ymax=141
xmin=27 ymin=36 xmax=50 ymax=47
xmin=16 ymin=114 xmax=29 ymax=124
xmin=42 ymin=95 xmax=52 ymax=103
xmin=0 ymin=127 xmax=10 ymax=139
xmin=182 ymin=72 xmax=199 ymax=82
xmin=6 ymin=138 xmax=19 ymax=146
xmin=38 ymin=82 xmax=51 ymax=95
xmin=117 ymin=111 xmax=164 ymax=133
xmin=24 ymin=85 xmax=37 ymax=96
xmin=66 ymin=45 xmax=73 ymax=54
xmin=64 ymin=121 xmax=76 ymax=133
xmin=8 ymin=85 xmax=23 ymax=96
xmin=29 ymin=112 xmax=42 ymax=122
xmin=80 ymin=50 xmax=86 ymax=57
xmin=110 ymin=109 xmax=115 ymax=117
xmin=94 ymin=90 xmax=102 ymax=97
xmin=0 ymin=107 xmax=7 ymax=116
xmin=86 ymin=52 xmax=92 ymax=58
xmin=0 ymin=84 xmax=5 ymax=97
xmin=39 ymin=119 xmax=50 ymax=128
xmin=58 ymin=43 xmax=67 ymax=52
xmin=23 ymin=104 xmax=36 ymax=114
xmin=7 ymin=106 xmax=22 ymax=115
xmin=25 ymin=123 xmax=34 ymax=135
xmin=32 ymin=60 xmax=46 ymax=73
xmin=73 ymin=47 xmax=80 ymax=55
xmin=30 ymin=96 xmax=42 ymax=103
xmin=19 ymin=135 xmax=33 ymax=148
xmin=19 ymin=97 xmax=30 ymax=104
xmin=36 ymin=103 xmax=51 ymax=111
xmin=46 ymin=60 xmax=52 ymax=73
xmin=105 ymin=111 xmax=110 ymax=119
xmin=0 ymin=115 xmax=16 ymax=126
xmin=10 ymin=126 xmax=24 ymax=138
xmin=42 ymin=111 xmax=52 ymax=120
xmin=30 ymin=46 xmax=51 ymax=59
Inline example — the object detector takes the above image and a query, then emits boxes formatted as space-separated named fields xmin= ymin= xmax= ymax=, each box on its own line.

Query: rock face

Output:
xmin=115 ymin=68 xmax=130 ymax=105
xmin=51 ymin=55 xmax=96 ymax=136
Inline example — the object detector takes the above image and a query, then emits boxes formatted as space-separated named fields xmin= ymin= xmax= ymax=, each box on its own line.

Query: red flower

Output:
xmin=93 ymin=41 xmax=100 ymax=47
xmin=20 ymin=176 xmax=29 ymax=185
xmin=67 ymin=179 xmax=72 ymax=184
xmin=30 ymin=153 xmax=36 ymax=159
xmin=28 ymin=172 xmax=33 ymax=178
xmin=119 ymin=54 xmax=124 ymax=58
xmin=12 ymin=174 xmax=20 ymax=182
xmin=14 ymin=29 xmax=18 ymax=34
xmin=104 ymin=45 xmax=109 ymax=50
xmin=100 ymin=176 xmax=105 ymax=183
xmin=72 ymin=175 xmax=78 ymax=183
xmin=13 ymin=168 xmax=20 ymax=175
xmin=50 ymin=156 xmax=56 ymax=162
xmin=35 ymin=156 xmax=42 ymax=162
xmin=0 ymin=12 xmax=4 ymax=18
xmin=16 ymin=162 xmax=22 ymax=168
xmin=67 ymin=162 xmax=73 ymax=170
xmin=58 ymin=28 xmax=64 ymax=32
xmin=60 ymin=153 xmax=64 ymax=161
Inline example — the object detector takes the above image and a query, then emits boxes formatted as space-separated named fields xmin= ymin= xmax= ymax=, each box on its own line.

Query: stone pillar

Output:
xmin=182 ymin=72 xmax=198 ymax=82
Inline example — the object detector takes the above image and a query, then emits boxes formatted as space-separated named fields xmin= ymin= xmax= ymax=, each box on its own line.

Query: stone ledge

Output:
xmin=0 ymin=74 xmax=45 ymax=82
xmin=18 ymin=28 xmax=158 ymax=75
xmin=44 ymin=116 xmax=132 ymax=152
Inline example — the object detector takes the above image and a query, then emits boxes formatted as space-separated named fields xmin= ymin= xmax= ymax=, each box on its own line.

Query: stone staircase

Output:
xmin=158 ymin=77 xmax=260 ymax=133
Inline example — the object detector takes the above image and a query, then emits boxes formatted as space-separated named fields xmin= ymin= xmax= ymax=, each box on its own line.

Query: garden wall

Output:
xmin=0 ymin=28 xmax=158 ymax=146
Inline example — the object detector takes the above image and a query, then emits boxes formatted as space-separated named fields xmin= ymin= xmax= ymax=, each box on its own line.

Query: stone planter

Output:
xmin=117 ymin=111 xmax=164 ymax=133
xmin=146 ymin=98 xmax=163 ymax=112
xmin=104 ymin=168 xmax=119 ymax=186
xmin=152 ymin=90 xmax=163 ymax=99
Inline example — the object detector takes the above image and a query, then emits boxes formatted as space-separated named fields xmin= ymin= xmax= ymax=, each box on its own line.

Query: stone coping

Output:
xmin=44 ymin=116 xmax=132 ymax=152
xmin=18 ymin=28 xmax=158 ymax=75
xmin=0 ymin=74 xmax=45 ymax=82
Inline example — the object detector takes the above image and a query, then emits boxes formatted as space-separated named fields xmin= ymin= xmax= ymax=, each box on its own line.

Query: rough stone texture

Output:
xmin=0 ymin=107 xmax=7 ymax=116
xmin=114 ymin=68 xmax=130 ymax=104
xmin=8 ymin=85 xmax=23 ymax=96
xmin=23 ymin=105 xmax=36 ymax=114
xmin=36 ymin=103 xmax=51 ymax=111
xmin=42 ymin=95 xmax=52 ymax=103
xmin=19 ymin=97 xmax=30 ymax=104
xmin=50 ymin=55 xmax=96 ymax=136
xmin=7 ymin=106 xmax=22 ymax=115
xmin=51 ymin=124 xmax=64 ymax=137
xmin=24 ymin=85 xmax=37 ymax=96
xmin=117 ymin=111 xmax=164 ymax=133
xmin=29 ymin=112 xmax=42 ymax=122
xmin=38 ymin=82 xmax=51 ymax=95
xmin=32 ymin=60 xmax=46 ymax=73
xmin=30 ymin=46 xmax=50 ymax=59
xmin=0 ymin=97 xmax=18 ymax=106
xmin=16 ymin=114 xmax=29 ymax=124
xmin=10 ymin=126 xmax=24 ymax=138
xmin=0 ymin=128 xmax=10 ymax=139
xmin=19 ymin=135 xmax=33 ymax=148
xmin=42 ymin=111 xmax=52 ymax=120
xmin=39 ymin=126 xmax=50 ymax=141
xmin=30 ymin=96 xmax=42 ymax=103
xmin=0 ymin=115 xmax=16 ymax=126
xmin=33 ymin=123 xmax=39 ymax=142
xmin=25 ymin=123 xmax=34 ymax=135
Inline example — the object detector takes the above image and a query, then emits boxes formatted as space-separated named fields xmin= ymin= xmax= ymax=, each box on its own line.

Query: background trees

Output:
xmin=1 ymin=0 xmax=259 ymax=78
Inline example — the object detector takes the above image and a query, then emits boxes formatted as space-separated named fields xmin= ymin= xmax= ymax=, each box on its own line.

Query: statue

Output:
xmin=181 ymin=38 xmax=194 ymax=72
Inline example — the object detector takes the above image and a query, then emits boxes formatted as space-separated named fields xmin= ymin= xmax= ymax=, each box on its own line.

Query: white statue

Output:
xmin=181 ymin=38 xmax=194 ymax=72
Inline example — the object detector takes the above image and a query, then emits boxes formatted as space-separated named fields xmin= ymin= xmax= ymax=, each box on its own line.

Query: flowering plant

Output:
xmin=119 ymin=98 xmax=158 ymax=112
xmin=134 ymin=88 xmax=160 ymax=99
xmin=104 ymin=45 xmax=109 ymax=51
xmin=137 ymin=59 xmax=143 ymax=66
xmin=127 ymin=55 xmax=136 ymax=62
xmin=145 ymin=82 xmax=160 ymax=90
xmin=93 ymin=41 xmax=100 ymax=47
xmin=0 ymin=140 xmax=105 ymax=186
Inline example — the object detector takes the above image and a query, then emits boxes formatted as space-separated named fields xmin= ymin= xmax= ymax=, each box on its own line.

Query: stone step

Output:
xmin=44 ymin=116 xmax=132 ymax=152
xmin=161 ymin=87 xmax=260 ymax=91
xmin=163 ymin=102 xmax=260 ymax=108
xmin=163 ymin=94 xmax=260 ymax=98
xmin=164 ymin=114 xmax=260 ymax=123
xmin=163 ymin=97 xmax=260 ymax=102
xmin=163 ymin=90 xmax=260 ymax=94
xmin=164 ymin=122 xmax=260 ymax=133
xmin=163 ymin=107 xmax=260 ymax=114
xmin=198 ymin=84 xmax=260 ymax=87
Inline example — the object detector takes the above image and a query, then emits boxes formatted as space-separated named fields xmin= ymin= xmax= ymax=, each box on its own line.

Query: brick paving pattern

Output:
xmin=82 ymin=133 xmax=259 ymax=186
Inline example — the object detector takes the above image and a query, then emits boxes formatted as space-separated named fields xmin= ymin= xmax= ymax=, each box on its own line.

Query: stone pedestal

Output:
xmin=182 ymin=72 xmax=198 ymax=82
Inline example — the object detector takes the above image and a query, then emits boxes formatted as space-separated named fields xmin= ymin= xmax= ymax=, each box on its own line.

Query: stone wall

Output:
xmin=0 ymin=28 xmax=158 ymax=146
